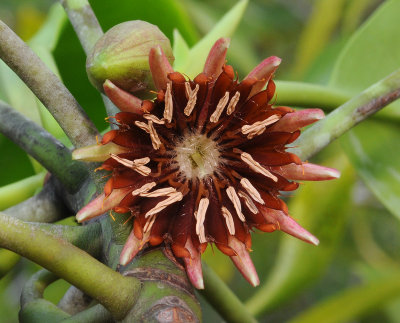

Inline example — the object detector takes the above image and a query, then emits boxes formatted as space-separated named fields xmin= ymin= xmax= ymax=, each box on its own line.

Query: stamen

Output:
xmin=221 ymin=206 xmax=235 ymax=235
xmin=184 ymin=82 xmax=192 ymax=99
xmin=226 ymin=186 xmax=245 ymax=221
xmin=164 ymin=82 xmax=173 ymax=123
xmin=143 ymin=114 xmax=165 ymax=124
xmin=195 ymin=198 xmax=209 ymax=243
xmin=240 ymin=178 xmax=265 ymax=205
xmin=238 ymin=190 xmax=259 ymax=214
xmin=132 ymin=182 xmax=156 ymax=196
xmin=238 ymin=151 xmax=278 ymax=182
xmin=241 ymin=114 xmax=281 ymax=139
xmin=143 ymin=214 xmax=157 ymax=233
xmin=148 ymin=120 xmax=162 ymax=150
xmin=184 ymin=84 xmax=200 ymax=116
xmin=140 ymin=187 xmax=176 ymax=197
xmin=210 ymin=91 xmax=230 ymax=123
xmin=110 ymin=154 xmax=151 ymax=176
xmin=145 ymin=192 xmax=183 ymax=218
xmin=135 ymin=121 xmax=150 ymax=133
xmin=226 ymin=91 xmax=240 ymax=115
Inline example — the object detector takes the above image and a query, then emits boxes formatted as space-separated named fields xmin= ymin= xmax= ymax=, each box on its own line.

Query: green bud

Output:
xmin=86 ymin=20 xmax=174 ymax=94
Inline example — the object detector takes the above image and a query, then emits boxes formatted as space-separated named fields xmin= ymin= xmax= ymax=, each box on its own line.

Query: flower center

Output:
xmin=173 ymin=132 xmax=220 ymax=180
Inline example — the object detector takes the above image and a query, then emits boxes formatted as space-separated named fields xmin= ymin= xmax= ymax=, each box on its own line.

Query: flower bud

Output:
xmin=86 ymin=20 xmax=174 ymax=95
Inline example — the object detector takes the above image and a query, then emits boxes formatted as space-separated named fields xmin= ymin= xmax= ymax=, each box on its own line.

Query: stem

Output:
xmin=0 ymin=101 xmax=88 ymax=192
xmin=0 ymin=213 xmax=141 ymax=319
xmin=3 ymin=178 xmax=69 ymax=222
xmin=200 ymin=262 xmax=258 ymax=323
xmin=275 ymin=80 xmax=400 ymax=122
xmin=60 ymin=0 xmax=120 ymax=122
xmin=0 ymin=20 xmax=99 ymax=147
xmin=290 ymin=68 xmax=400 ymax=160
xmin=0 ymin=172 xmax=45 ymax=211
xmin=62 ymin=304 xmax=112 ymax=323
xmin=20 ymin=269 xmax=71 ymax=321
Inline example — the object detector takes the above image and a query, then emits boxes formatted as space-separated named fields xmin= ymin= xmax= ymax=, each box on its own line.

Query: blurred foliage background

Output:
xmin=2 ymin=0 xmax=400 ymax=322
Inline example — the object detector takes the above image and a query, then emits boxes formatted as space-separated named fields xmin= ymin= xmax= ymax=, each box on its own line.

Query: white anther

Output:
xmin=135 ymin=121 xmax=150 ymax=133
xmin=226 ymin=91 xmax=240 ymax=115
xmin=145 ymin=192 xmax=183 ymax=218
xmin=184 ymin=84 xmax=200 ymax=116
xmin=226 ymin=186 xmax=245 ymax=221
xmin=143 ymin=114 xmax=165 ymax=124
xmin=164 ymin=82 xmax=173 ymax=123
xmin=241 ymin=114 xmax=281 ymax=139
xmin=184 ymin=82 xmax=192 ymax=99
xmin=238 ymin=190 xmax=259 ymax=214
xmin=110 ymin=154 xmax=151 ymax=176
xmin=132 ymin=182 xmax=157 ymax=196
xmin=240 ymin=178 xmax=265 ymax=205
xmin=239 ymin=151 xmax=278 ymax=182
xmin=148 ymin=120 xmax=162 ymax=150
xmin=221 ymin=207 xmax=235 ymax=235
xmin=143 ymin=214 xmax=156 ymax=233
xmin=140 ymin=187 xmax=176 ymax=197
xmin=210 ymin=91 xmax=230 ymax=123
xmin=195 ymin=198 xmax=209 ymax=243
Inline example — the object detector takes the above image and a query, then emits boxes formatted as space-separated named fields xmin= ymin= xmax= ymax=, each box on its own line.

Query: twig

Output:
xmin=0 ymin=101 xmax=88 ymax=191
xmin=291 ymin=67 xmax=400 ymax=160
xmin=200 ymin=262 xmax=258 ymax=323
xmin=59 ymin=0 xmax=120 ymax=121
xmin=0 ymin=20 xmax=99 ymax=147
xmin=0 ymin=213 xmax=141 ymax=320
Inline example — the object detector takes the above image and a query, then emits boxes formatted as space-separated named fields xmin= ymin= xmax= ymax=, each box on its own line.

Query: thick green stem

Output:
xmin=0 ymin=20 xmax=98 ymax=147
xmin=290 ymin=68 xmax=400 ymax=160
xmin=0 ymin=101 xmax=88 ymax=192
xmin=62 ymin=304 xmax=112 ymax=323
xmin=19 ymin=269 xmax=71 ymax=322
xmin=0 ymin=172 xmax=45 ymax=211
xmin=3 ymin=179 xmax=69 ymax=222
xmin=0 ymin=213 xmax=141 ymax=319
xmin=200 ymin=263 xmax=258 ymax=323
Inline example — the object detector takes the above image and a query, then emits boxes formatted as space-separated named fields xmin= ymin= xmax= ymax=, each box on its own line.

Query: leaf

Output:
xmin=180 ymin=0 xmax=249 ymax=78
xmin=329 ymin=0 xmax=400 ymax=218
xmin=246 ymin=152 xmax=354 ymax=316
xmin=172 ymin=29 xmax=190 ymax=71
xmin=289 ymin=270 xmax=400 ymax=323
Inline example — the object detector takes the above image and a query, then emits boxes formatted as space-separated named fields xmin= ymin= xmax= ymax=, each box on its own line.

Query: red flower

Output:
xmin=74 ymin=38 xmax=339 ymax=289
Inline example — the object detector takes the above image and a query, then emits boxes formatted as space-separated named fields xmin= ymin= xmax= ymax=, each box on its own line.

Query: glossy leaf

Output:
xmin=246 ymin=153 xmax=354 ymax=316
xmin=329 ymin=0 xmax=400 ymax=218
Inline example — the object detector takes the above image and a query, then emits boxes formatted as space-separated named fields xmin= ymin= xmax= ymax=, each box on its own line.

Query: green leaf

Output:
xmin=172 ymin=29 xmax=190 ymax=71
xmin=180 ymin=0 xmax=249 ymax=78
xmin=329 ymin=0 xmax=400 ymax=218
xmin=289 ymin=270 xmax=400 ymax=323
xmin=246 ymin=152 xmax=355 ymax=316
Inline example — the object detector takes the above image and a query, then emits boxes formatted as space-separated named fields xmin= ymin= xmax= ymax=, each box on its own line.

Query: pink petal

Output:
xmin=271 ymin=163 xmax=340 ymax=181
xmin=72 ymin=142 xmax=130 ymax=162
xmin=203 ymin=37 xmax=230 ymax=81
xmin=271 ymin=108 xmax=324 ymax=132
xmin=259 ymin=206 xmax=319 ymax=246
xmin=183 ymin=238 xmax=204 ymax=289
xmin=103 ymin=79 xmax=143 ymax=114
xmin=149 ymin=45 xmax=174 ymax=91
xmin=120 ymin=230 xmax=150 ymax=266
xmin=228 ymin=236 xmax=259 ymax=287
xmin=76 ymin=187 xmax=132 ymax=223
xmin=245 ymin=56 xmax=281 ymax=98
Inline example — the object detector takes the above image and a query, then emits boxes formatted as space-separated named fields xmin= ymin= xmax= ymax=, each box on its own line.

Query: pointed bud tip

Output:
xmin=271 ymin=56 xmax=282 ymax=67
